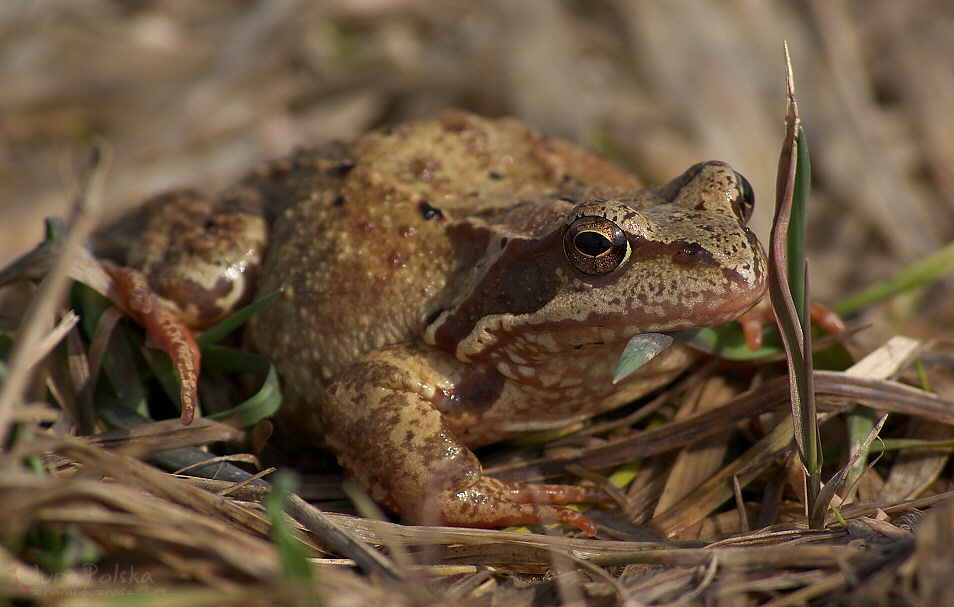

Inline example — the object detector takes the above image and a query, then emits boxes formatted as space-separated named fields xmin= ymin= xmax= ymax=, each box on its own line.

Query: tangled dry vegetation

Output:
xmin=2 ymin=2 xmax=954 ymax=605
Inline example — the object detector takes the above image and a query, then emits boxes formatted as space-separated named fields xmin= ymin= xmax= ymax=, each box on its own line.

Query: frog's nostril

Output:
xmin=674 ymin=242 xmax=703 ymax=261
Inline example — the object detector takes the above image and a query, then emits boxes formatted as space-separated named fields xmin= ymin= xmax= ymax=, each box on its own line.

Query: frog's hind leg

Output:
xmin=322 ymin=345 xmax=610 ymax=535
xmin=94 ymin=188 xmax=270 ymax=425
xmin=104 ymin=262 xmax=201 ymax=425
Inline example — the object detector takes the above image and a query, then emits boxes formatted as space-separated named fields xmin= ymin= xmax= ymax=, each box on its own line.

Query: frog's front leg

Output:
xmin=323 ymin=344 xmax=612 ymax=535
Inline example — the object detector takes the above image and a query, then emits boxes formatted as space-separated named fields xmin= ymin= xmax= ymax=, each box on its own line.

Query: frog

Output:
xmin=107 ymin=111 xmax=769 ymax=535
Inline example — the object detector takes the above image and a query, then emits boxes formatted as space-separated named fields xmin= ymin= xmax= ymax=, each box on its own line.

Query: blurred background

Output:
xmin=1 ymin=0 xmax=952 ymax=339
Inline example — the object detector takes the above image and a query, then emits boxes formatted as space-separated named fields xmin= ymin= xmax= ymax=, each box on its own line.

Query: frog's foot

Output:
xmin=104 ymin=263 xmax=200 ymax=425
xmin=738 ymin=300 xmax=846 ymax=351
xmin=438 ymin=477 xmax=611 ymax=536
xmin=321 ymin=349 xmax=613 ymax=535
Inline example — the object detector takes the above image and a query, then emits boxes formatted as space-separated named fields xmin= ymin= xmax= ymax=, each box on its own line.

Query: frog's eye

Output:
xmin=733 ymin=173 xmax=755 ymax=223
xmin=564 ymin=216 xmax=630 ymax=275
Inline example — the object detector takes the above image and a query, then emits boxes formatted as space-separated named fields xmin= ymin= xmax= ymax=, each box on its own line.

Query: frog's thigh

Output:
xmin=125 ymin=187 xmax=268 ymax=328
xmin=322 ymin=344 xmax=604 ymax=533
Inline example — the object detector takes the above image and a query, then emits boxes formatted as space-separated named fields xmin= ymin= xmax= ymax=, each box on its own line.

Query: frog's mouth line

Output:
xmin=428 ymin=250 xmax=765 ymax=357
xmin=441 ymin=287 xmax=764 ymax=365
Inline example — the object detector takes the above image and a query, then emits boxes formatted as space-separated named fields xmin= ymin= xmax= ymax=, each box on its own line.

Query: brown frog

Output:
xmin=114 ymin=111 xmax=768 ymax=534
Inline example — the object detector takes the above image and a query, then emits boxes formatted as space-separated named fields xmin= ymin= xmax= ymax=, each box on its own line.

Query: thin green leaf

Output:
xmin=265 ymin=470 xmax=315 ymax=582
xmin=787 ymin=128 xmax=811 ymax=325
xmin=71 ymin=281 xmax=112 ymax=345
xmin=43 ymin=216 xmax=66 ymax=241
xmin=73 ymin=283 xmax=152 ymax=417
xmin=201 ymin=344 xmax=273 ymax=375
xmin=141 ymin=342 xmax=190 ymax=413
xmin=841 ymin=337 xmax=921 ymax=497
xmin=832 ymin=240 xmax=954 ymax=316
xmin=0 ymin=334 xmax=14 ymax=364
xmin=25 ymin=527 xmax=101 ymax=575
xmin=830 ymin=504 xmax=847 ymax=528
xmin=879 ymin=437 xmax=954 ymax=451
xmin=96 ymin=395 xmax=155 ymax=429
xmin=205 ymin=349 xmax=282 ymax=427
xmin=607 ymin=460 xmax=641 ymax=490
xmin=196 ymin=288 xmax=281 ymax=348
xmin=613 ymin=333 xmax=673 ymax=384
xmin=671 ymin=325 xmax=784 ymax=360
xmin=844 ymin=407 xmax=882 ymax=494
xmin=914 ymin=359 xmax=930 ymax=390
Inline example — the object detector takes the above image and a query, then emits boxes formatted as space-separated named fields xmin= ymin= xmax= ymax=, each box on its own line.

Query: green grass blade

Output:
xmin=265 ymin=470 xmax=315 ymax=583
xmin=204 ymin=347 xmax=282 ymax=427
xmin=832 ymin=240 xmax=954 ymax=316
xmin=671 ymin=325 xmax=784 ymax=360
xmin=787 ymin=129 xmax=811 ymax=325
xmin=196 ymin=288 xmax=281 ymax=348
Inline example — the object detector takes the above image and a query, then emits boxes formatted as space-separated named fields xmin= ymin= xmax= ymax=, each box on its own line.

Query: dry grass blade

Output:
xmin=814 ymin=414 xmax=887 ymax=527
xmin=85 ymin=418 xmax=244 ymax=455
xmin=0 ymin=148 xmax=108 ymax=445
xmin=909 ymin=497 xmax=954 ymax=606
xmin=487 ymin=379 xmax=792 ymax=481
xmin=284 ymin=494 xmax=405 ymax=580
xmin=879 ymin=418 xmax=954 ymax=503
xmin=815 ymin=371 xmax=954 ymax=424
xmin=591 ymin=543 xmax=863 ymax=570
xmin=27 ymin=435 xmax=275 ymax=538
xmin=37 ymin=418 xmax=244 ymax=469
xmin=648 ymin=414 xmax=795 ymax=538
xmin=651 ymin=378 xmax=737 ymax=540
xmin=1 ymin=435 xmax=426 ymax=602
xmin=0 ymin=454 xmax=282 ymax=588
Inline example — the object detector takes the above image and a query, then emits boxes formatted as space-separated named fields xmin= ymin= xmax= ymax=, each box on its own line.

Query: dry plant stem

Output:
xmin=485 ymin=370 xmax=954 ymax=484
xmin=651 ymin=378 xmax=737 ymax=539
xmin=7 ymin=488 xmax=282 ymax=586
xmin=88 ymin=417 xmax=243 ymax=453
xmin=285 ymin=494 xmax=404 ymax=580
xmin=0 ymin=147 xmax=108 ymax=447
xmin=770 ymin=45 xmax=821 ymax=515
xmin=53 ymin=433 xmax=404 ymax=581
xmin=591 ymin=544 xmax=862 ymax=569
xmin=64 ymin=325 xmax=96 ymax=434
xmin=648 ymin=414 xmax=795 ymax=537
xmin=815 ymin=371 xmax=954 ymax=423
xmin=318 ymin=511 xmax=681 ymax=557
xmin=213 ymin=466 xmax=276 ymax=496
xmin=486 ymin=380 xmax=792 ymax=481
xmin=21 ymin=311 xmax=79 ymax=372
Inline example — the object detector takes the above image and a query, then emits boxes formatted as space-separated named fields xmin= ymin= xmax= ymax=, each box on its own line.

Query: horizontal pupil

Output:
xmin=576 ymin=231 xmax=613 ymax=257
